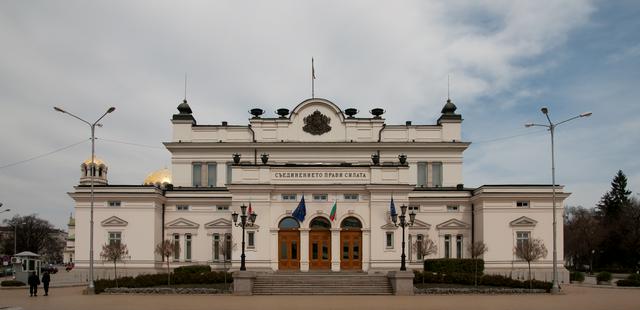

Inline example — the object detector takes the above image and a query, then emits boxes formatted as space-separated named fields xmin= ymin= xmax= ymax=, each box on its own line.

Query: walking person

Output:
xmin=27 ymin=271 xmax=40 ymax=297
xmin=42 ymin=271 xmax=51 ymax=296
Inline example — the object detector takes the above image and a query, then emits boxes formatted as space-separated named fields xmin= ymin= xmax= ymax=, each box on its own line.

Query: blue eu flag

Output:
xmin=292 ymin=195 xmax=307 ymax=222
xmin=390 ymin=196 xmax=397 ymax=217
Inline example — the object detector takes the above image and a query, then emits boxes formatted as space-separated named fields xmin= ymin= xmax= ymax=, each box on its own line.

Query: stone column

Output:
xmin=362 ymin=228 xmax=371 ymax=272
xmin=270 ymin=228 xmax=279 ymax=271
xmin=331 ymin=228 xmax=341 ymax=272
xmin=299 ymin=228 xmax=310 ymax=272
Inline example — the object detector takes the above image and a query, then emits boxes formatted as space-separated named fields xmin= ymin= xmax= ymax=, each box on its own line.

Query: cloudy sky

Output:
xmin=1 ymin=0 xmax=638 ymax=229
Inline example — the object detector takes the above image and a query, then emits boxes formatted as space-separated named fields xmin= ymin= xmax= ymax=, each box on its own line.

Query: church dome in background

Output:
xmin=144 ymin=168 xmax=172 ymax=187
xmin=82 ymin=156 xmax=106 ymax=166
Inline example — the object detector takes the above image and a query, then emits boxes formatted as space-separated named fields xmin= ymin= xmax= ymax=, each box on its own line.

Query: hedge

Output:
xmin=173 ymin=265 xmax=211 ymax=274
xmin=1 ymin=280 xmax=26 ymax=287
xmin=413 ymin=271 xmax=552 ymax=291
xmin=616 ymin=274 xmax=640 ymax=287
xmin=95 ymin=271 xmax=232 ymax=294
xmin=424 ymin=259 xmax=484 ymax=274
xmin=596 ymin=271 xmax=612 ymax=282
xmin=570 ymin=271 xmax=585 ymax=283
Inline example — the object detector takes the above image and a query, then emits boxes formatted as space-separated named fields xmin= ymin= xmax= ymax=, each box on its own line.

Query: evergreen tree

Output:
xmin=596 ymin=170 xmax=633 ymax=269
xmin=596 ymin=170 xmax=631 ymax=219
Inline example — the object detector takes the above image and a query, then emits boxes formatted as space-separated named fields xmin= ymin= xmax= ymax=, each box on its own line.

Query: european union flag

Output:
xmin=292 ymin=195 xmax=306 ymax=222
xmin=390 ymin=196 xmax=397 ymax=217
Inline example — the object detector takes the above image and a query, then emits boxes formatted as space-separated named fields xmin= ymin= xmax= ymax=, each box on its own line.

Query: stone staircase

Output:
xmin=252 ymin=273 xmax=393 ymax=295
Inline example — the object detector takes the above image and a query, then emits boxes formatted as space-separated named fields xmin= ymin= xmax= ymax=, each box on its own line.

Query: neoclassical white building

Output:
xmin=68 ymin=97 xmax=569 ymax=282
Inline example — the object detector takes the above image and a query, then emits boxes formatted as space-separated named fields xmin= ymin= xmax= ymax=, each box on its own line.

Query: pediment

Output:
xmin=409 ymin=219 xmax=431 ymax=230
xmin=205 ymin=218 xmax=232 ymax=229
xmin=165 ymin=218 xmax=199 ymax=229
xmin=436 ymin=219 xmax=470 ymax=230
xmin=380 ymin=222 xmax=398 ymax=230
xmin=510 ymin=216 xmax=538 ymax=227
xmin=101 ymin=216 xmax=128 ymax=227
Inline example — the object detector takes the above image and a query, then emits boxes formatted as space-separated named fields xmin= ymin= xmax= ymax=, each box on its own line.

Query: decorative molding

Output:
xmin=436 ymin=218 xmax=470 ymax=230
xmin=165 ymin=218 xmax=200 ymax=229
xmin=204 ymin=218 xmax=231 ymax=229
xmin=303 ymin=110 xmax=331 ymax=135
xmin=380 ymin=223 xmax=398 ymax=230
xmin=509 ymin=216 xmax=538 ymax=227
xmin=101 ymin=216 xmax=128 ymax=227
xmin=408 ymin=219 xmax=431 ymax=230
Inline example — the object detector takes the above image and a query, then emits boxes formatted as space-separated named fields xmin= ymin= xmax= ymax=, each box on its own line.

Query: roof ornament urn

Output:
xmin=232 ymin=153 xmax=241 ymax=164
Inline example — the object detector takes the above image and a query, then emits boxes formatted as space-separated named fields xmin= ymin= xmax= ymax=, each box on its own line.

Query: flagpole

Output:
xmin=311 ymin=58 xmax=315 ymax=98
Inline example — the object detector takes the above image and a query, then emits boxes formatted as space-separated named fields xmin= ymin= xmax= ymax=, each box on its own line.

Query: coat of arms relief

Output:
xmin=303 ymin=110 xmax=332 ymax=135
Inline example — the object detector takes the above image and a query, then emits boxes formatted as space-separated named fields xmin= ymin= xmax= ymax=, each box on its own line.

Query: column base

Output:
xmin=232 ymin=271 xmax=256 ymax=295
xmin=387 ymin=270 xmax=415 ymax=296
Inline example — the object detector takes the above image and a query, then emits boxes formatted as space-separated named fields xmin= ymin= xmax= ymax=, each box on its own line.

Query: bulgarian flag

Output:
xmin=329 ymin=201 xmax=337 ymax=221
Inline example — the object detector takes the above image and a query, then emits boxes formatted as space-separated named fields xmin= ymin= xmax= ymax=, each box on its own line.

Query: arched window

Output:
xmin=278 ymin=217 xmax=300 ymax=230
xmin=310 ymin=217 xmax=331 ymax=230
xmin=340 ymin=217 xmax=362 ymax=230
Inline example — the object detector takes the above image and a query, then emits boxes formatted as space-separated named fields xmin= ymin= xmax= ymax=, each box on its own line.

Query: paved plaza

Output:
xmin=1 ymin=285 xmax=638 ymax=310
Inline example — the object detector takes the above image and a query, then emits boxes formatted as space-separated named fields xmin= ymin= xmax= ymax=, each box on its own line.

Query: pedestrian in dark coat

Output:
xmin=42 ymin=271 xmax=51 ymax=296
xmin=27 ymin=271 xmax=40 ymax=297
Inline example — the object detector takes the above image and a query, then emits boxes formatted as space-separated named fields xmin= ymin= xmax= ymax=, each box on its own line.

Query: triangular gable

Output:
xmin=436 ymin=218 xmax=470 ymax=230
xmin=204 ymin=218 xmax=232 ymax=229
xmin=101 ymin=216 xmax=128 ymax=227
xmin=165 ymin=218 xmax=199 ymax=229
xmin=409 ymin=219 xmax=431 ymax=230
xmin=510 ymin=216 xmax=538 ymax=227
xmin=380 ymin=222 xmax=398 ymax=230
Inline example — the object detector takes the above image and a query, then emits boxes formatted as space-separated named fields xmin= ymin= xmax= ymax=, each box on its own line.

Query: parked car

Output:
xmin=40 ymin=264 xmax=58 ymax=274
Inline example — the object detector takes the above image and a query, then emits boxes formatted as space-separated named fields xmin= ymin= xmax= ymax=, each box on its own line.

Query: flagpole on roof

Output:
xmin=311 ymin=58 xmax=316 ymax=99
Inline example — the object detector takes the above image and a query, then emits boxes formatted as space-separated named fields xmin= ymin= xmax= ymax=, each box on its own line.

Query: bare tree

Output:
xmin=155 ymin=240 xmax=179 ymax=286
xmin=515 ymin=238 xmax=548 ymax=289
xmin=100 ymin=242 xmax=129 ymax=287
xmin=411 ymin=236 xmax=437 ymax=285
xmin=467 ymin=241 xmax=488 ymax=286
xmin=217 ymin=241 xmax=237 ymax=291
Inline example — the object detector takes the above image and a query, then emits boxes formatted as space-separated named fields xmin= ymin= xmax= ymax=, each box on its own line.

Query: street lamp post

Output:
xmin=54 ymin=106 xmax=116 ymax=293
xmin=231 ymin=204 xmax=257 ymax=271
xmin=525 ymin=107 xmax=592 ymax=294
xmin=391 ymin=204 xmax=416 ymax=271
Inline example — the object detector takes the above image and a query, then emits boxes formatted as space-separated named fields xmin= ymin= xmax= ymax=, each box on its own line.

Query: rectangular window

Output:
xmin=456 ymin=235 xmax=463 ymax=259
xmin=225 ymin=234 xmax=232 ymax=261
xmin=248 ymin=231 xmax=255 ymax=248
xmin=108 ymin=201 xmax=121 ymax=207
xmin=385 ymin=232 xmax=394 ymax=249
xmin=185 ymin=234 xmax=192 ymax=261
xmin=313 ymin=194 xmax=328 ymax=201
xmin=444 ymin=234 xmax=451 ymax=259
xmin=207 ymin=163 xmax=217 ymax=187
xmin=176 ymin=205 xmax=190 ymax=211
xmin=432 ymin=162 xmax=443 ymax=187
xmin=516 ymin=231 xmax=530 ymax=250
xmin=409 ymin=205 xmax=419 ymax=212
xmin=226 ymin=163 xmax=233 ymax=185
xmin=173 ymin=234 xmax=180 ymax=260
xmin=216 ymin=206 xmax=230 ymax=211
xmin=516 ymin=201 xmax=530 ymax=208
xmin=108 ymin=232 xmax=121 ymax=246
xmin=446 ymin=205 xmax=459 ymax=212
xmin=213 ymin=234 xmax=220 ymax=261
xmin=344 ymin=193 xmax=359 ymax=201
xmin=417 ymin=162 xmax=427 ymax=186
xmin=282 ymin=193 xmax=297 ymax=201
xmin=192 ymin=163 xmax=202 ymax=186
xmin=417 ymin=234 xmax=424 ymax=260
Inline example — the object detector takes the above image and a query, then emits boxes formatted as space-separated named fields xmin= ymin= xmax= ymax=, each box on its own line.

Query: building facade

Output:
xmin=68 ymin=97 xmax=569 ymax=282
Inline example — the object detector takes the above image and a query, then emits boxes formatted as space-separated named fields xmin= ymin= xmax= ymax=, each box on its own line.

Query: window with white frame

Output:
xmin=313 ymin=194 xmax=328 ymax=201
xmin=185 ymin=234 xmax=192 ymax=261
xmin=207 ymin=163 xmax=217 ymax=187
xmin=447 ymin=205 xmax=459 ymax=212
xmin=226 ymin=163 xmax=233 ymax=185
xmin=216 ymin=206 xmax=229 ymax=211
xmin=409 ymin=205 xmax=420 ymax=212
xmin=173 ymin=234 xmax=180 ymax=260
xmin=224 ymin=234 xmax=232 ymax=261
xmin=444 ymin=234 xmax=451 ymax=258
xmin=247 ymin=231 xmax=255 ymax=248
xmin=432 ymin=162 xmax=443 ymax=187
xmin=192 ymin=163 xmax=202 ymax=186
xmin=516 ymin=231 xmax=530 ymax=249
xmin=344 ymin=193 xmax=359 ymax=201
xmin=416 ymin=234 xmax=424 ymax=260
xmin=516 ymin=201 xmax=530 ymax=208
xmin=282 ymin=193 xmax=297 ymax=201
xmin=213 ymin=234 xmax=220 ymax=261
xmin=108 ymin=232 xmax=121 ymax=245
xmin=417 ymin=162 xmax=427 ymax=186
xmin=385 ymin=231 xmax=394 ymax=249
xmin=456 ymin=235 xmax=463 ymax=259
xmin=176 ymin=205 xmax=190 ymax=211
xmin=108 ymin=201 xmax=121 ymax=207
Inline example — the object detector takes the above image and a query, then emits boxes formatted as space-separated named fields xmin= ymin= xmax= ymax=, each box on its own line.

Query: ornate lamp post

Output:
xmin=391 ymin=204 xmax=416 ymax=271
xmin=525 ymin=107 xmax=591 ymax=294
xmin=231 ymin=204 xmax=257 ymax=271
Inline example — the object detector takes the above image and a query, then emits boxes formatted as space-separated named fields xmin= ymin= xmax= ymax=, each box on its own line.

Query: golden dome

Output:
xmin=144 ymin=168 xmax=172 ymax=186
xmin=83 ymin=156 xmax=106 ymax=166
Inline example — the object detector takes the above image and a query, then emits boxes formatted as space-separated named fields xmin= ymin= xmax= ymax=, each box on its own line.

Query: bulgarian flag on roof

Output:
xmin=329 ymin=201 xmax=337 ymax=221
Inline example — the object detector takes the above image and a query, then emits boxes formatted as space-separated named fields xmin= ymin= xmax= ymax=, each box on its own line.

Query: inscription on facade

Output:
xmin=271 ymin=169 xmax=369 ymax=183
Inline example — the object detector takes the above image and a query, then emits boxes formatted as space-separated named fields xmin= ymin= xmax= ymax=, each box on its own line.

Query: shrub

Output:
xmin=174 ymin=265 xmax=211 ymax=274
xmin=95 ymin=271 xmax=232 ymax=293
xmin=627 ymin=273 xmax=640 ymax=282
xmin=570 ymin=271 xmax=585 ymax=283
xmin=1 ymin=280 xmax=26 ymax=287
xmin=616 ymin=279 xmax=640 ymax=287
xmin=424 ymin=259 xmax=484 ymax=274
xmin=596 ymin=271 xmax=612 ymax=283
xmin=411 ymin=271 xmax=551 ymax=291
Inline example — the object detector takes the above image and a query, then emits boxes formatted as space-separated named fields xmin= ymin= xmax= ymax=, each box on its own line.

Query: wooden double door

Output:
xmin=309 ymin=230 xmax=331 ymax=270
xmin=340 ymin=230 xmax=362 ymax=270
xmin=278 ymin=230 xmax=300 ymax=270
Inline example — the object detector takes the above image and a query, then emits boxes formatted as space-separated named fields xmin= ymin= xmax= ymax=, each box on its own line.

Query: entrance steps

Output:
xmin=252 ymin=273 xmax=393 ymax=295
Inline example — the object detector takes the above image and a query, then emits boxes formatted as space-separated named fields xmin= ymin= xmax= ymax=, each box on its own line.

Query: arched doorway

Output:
xmin=278 ymin=217 xmax=300 ymax=270
xmin=309 ymin=217 xmax=331 ymax=270
xmin=340 ymin=217 xmax=362 ymax=270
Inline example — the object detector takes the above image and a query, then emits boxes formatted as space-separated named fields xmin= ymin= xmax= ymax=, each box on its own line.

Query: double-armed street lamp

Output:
xmin=54 ymin=106 xmax=116 ymax=293
xmin=0 ymin=203 xmax=9 ymax=214
xmin=232 ymin=204 xmax=257 ymax=271
xmin=525 ymin=106 xmax=592 ymax=294
xmin=391 ymin=204 xmax=416 ymax=271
